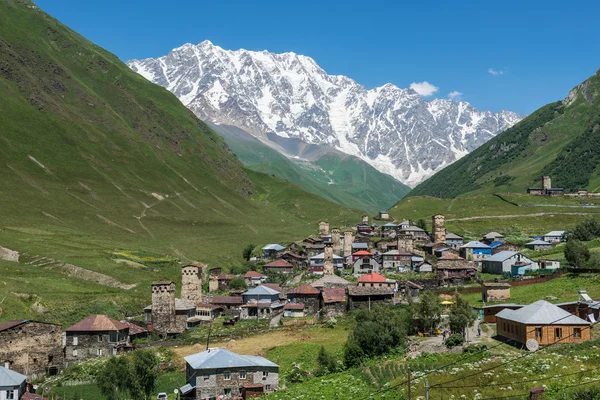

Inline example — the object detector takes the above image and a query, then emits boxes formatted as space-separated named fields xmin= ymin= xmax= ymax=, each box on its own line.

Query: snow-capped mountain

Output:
xmin=127 ymin=41 xmax=522 ymax=186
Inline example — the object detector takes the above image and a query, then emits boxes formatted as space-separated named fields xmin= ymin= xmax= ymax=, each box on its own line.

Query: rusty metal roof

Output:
xmin=322 ymin=288 xmax=346 ymax=303
xmin=0 ymin=320 xmax=26 ymax=332
xmin=66 ymin=315 xmax=128 ymax=332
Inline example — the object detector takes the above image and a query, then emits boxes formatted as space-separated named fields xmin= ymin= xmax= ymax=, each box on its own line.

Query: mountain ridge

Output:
xmin=127 ymin=40 xmax=523 ymax=186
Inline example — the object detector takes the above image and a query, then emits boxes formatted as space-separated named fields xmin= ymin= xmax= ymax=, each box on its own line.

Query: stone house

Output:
xmin=65 ymin=315 xmax=130 ymax=363
xmin=482 ymin=251 xmax=534 ymax=275
xmin=414 ymin=261 xmax=433 ymax=273
xmin=398 ymin=281 xmax=423 ymax=300
xmin=210 ymin=296 xmax=243 ymax=314
xmin=460 ymin=241 xmax=492 ymax=261
xmin=179 ymin=348 xmax=279 ymax=400
xmin=215 ymin=274 xmax=236 ymax=291
xmin=496 ymin=300 xmax=591 ymax=346
xmin=320 ymin=288 xmax=347 ymax=317
xmin=482 ymin=282 xmax=511 ymax=302
xmin=381 ymin=250 xmax=412 ymax=271
xmin=286 ymin=284 xmax=321 ymax=314
xmin=525 ymin=240 xmax=553 ymax=251
xmin=351 ymin=251 xmax=382 ymax=275
xmin=283 ymin=304 xmax=305 ymax=318
xmin=445 ymin=232 xmax=464 ymax=249
xmin=145 ymin=281 xmax=197 ymax=335
xmin=244 ymin=271 xmax=266 ymax=287
xmin=347 ymin=286 xmax=394 ymax=310
xmin=491 ymin=242 xmax=521 ymax=255
xmin=310 ymin=274 xmax=350 ymax=290
xmin=0 ymin=366 xmax=26 ymax=400
xmin=482 ymin=232 xmax=504 ymax=245
xmin=241 ymin=286 xmax=284 ymax=319
xmin=436 ymin=256 xmax=477 ymax=284
xmin=262 ymin=259 xmax=294 ymax=275
xmin=356 ymin=271 xmax=396 ymax=289
xmin=399 ymin=226 xmax=429 ymax=241
xmin=309 ymin=253 xmax=344 ymax=269
xmin=280 ymin=251 xmax=307 ymax=267
xmin=0 ymin=320 xmax=63 ymax=377
xmin=262 ymin=244 xmax=285 ymax=259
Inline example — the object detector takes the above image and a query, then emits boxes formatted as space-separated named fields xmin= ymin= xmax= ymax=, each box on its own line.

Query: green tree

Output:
xmin=448 ymin=295 xmax=476 ymax=338
xmin=228 ymin=276 xmax=248 ymax=290
xmin=316 ymin=345 xmax=336 ymax=376
xmin=570 ymin=218 xmax=600 ymax=241
xmin=412 ymin=291 xmax=442 ymax=333
xmin=564 ymin=239 xmax=590 ymax=268
xmin=132 ymin=349 xmax=159 ymax=400
xmin=416 ymin=219 xmax=427 ymax=231
xmin=97 ymin=356 xmax=133 ymax=400
xmin=242 ymin=244 xmax=256 ymax=261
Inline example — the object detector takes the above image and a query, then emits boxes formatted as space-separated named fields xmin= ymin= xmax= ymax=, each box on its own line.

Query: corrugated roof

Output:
xmin=310 ymin=275 xmax=350 ymax=288
xmin=243 ymin=285 xmax=280 ymax=296
xmin=527 ymin=240 xmax=552 ymax=246
xmin=484 ymin=232 xmax=504 ymax=239
xmin=244 ymin=271 xmax=266 ymax=278
xmin=66 ymin=315 xmax=128 ymax=332
xmin=445 ymin=232 xmax=463 ymax=239
xmin=284 ymin=303 xmax=305 ymax=310
xmin=322 ymin=288 xmax=346 ymax=303
xmin=210 ymin=296 xmax=243 ymax=305
xmin=184 ymin=348 xmax=279 ymax=370
xmin=287 ymin=284 xmax=320 ymax=295
xmin=0 ymin=366 xmax=27 ymax=387
xmin=348 ymin=286 xmax=393 ymax=296
xmin=0 ymin=320 xmax=26 ymax=332
xmin=496 ymin=300 xmax=591 ymax=325
xmin=545 ymin=231 xmax=566 ymax=237
xmin=120 ymin=320 xmax=148 ymax=335
xmin=262 ymin=244 xmax=285 ymax=251
xmin=263 ymin=259 xmax=293 ymax=268
xmin=483 ymin=251 xmax=520 ymax=262
xmin=461 ymin=241 xmax=491 ymax=249
xmin=357 ymin=271 xmax=387 ymax=283
xmin=352 ymin=250 xmax=372 ymax=256
xmin=352 ymin=243 xmax=369 ymax=249
xmin=310 ymin=253 xmax=343 ymax=260
xmin=489 ymin=241 xmax=504 ymax=248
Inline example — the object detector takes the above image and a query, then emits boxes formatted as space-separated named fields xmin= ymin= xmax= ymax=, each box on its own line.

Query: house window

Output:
xmin=97 ymin=349 xmax=103 ymax=356
xmin=239 ymin=371 xmax=246 ymax=379
xmin=112 ymin=348 xmax=117 ymax=356
xmin=265 ymin=385 xmax=272 ymax=391
xmin=535 ymin=327 xmax=542 ymax=339
xmin=72 ymin=350 xmax=78 ymax=357
xmin=262 ymin=371 xmax=268 ymax=380
xmin=223 ymin=371 xmax=231 ymax=380
xmin=224 ymin=388 xmax=232 ymax=396
xmin=72 ymin=336 xmax=78 ymax=345
xmin=203 ymin=375 xmax=210 ymax=382
xmin=6 ymin=390 xmax=15 ymax=400
xmin=3 ymin=361 xmax=9 ymax=369
xmin=574 ymin=328 xmax=582 ymax=338
xmin=555 ymin=328 xmax=562 ymax=339
xmin=98 ymin=335 xmax=103 ymax=342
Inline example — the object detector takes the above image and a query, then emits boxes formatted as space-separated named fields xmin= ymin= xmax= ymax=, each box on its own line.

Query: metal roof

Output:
xmin=184 ymin=348 xmax=279 ymax=370
xmin=66 ymin=315 xmax=128 ymax=332
xmin=483 ymin=251 xmax=523 ymax=263
xmin=489 ymin=241 xmax=504 ymax=248
xmin=262 ymin=244 xmax=285 ymax=251
xmin=243 ymin=285 xmax=280 ymax=296
xmin=310 ymin=275 xmax=350 ymax=288
xmin=527 ymin=239 xmax=552 ymax=246
xmin=484 ymin=232 xmax=504 ymax=239
xmin=544 ymin=231 xmax=566 ymax=237
xmin=496 ymin=300 xmax=591 ymax=325
xmin=310 ymin=252 xmax=344 ymax=260
xmin=352 ymin=243 xmax=369 ymax=249
xmin=445 ymin=232 xmax=463 ymax=239
xmin=461 ymin=241 xmax=491 ymax=249
xmin=0 ymin=366 xmax=27 ymax=387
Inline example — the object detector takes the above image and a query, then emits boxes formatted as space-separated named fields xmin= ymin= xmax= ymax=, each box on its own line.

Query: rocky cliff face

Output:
xmin=128 ymin=41 xmax=522 ymax=186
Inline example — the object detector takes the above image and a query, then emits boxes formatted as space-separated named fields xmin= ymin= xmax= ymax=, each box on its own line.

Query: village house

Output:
xmin=356 ymin=224 xmax=375 ymax=235
xmin=351 ymin=251 xmax=382 ymax=274
xmin=320 ymin=288 xmax=347 ymax=317
xmin=119 ymin=320 xmax=148 ymax=342
xmin=445 ymin=232 xmax=464 ymax=249
xmin=179 ymin=348 xmax=279 ymax=400
xmin=377 ymin=240 xmax=398 ymax=252
xmin=210 ymin=296 xmax=243 ymax=314
xmin=398 ymin=220 xmax=411 ymax=230
xmin=211 ymin=274 xmax=235 ymax=292
xmin=460 ymin=241 xmax=492 ymax=261
xmin=482 ymin=282 xmax=511 ymax=302
xmin=311 ymin=274 xmax=350 ymax=290
xmin=145 ymin=281 xmax=198 ymax=335
xmin=543 ymin=231 xmax=566 ymax=243
xmin=309 ymin=252 xmax=344 ymax=269
xmin=262 ymin=259 xmax=294 ymax=275
xmin=0 ymin=366 xmax=26 ymax=400
xmin=496 ymin=300 xmax=591 ymax=346
xmin=436 ymin=254 xmax=477 ymax=284
xmin=192 ymin=304 xmax=223 ymax=322
xmin=398 ymin=281 xmax=423 ymax=300
xmin=539 ymin=259 xmax=561 ymax=271
xmin=351 ymin=242 xmax=369 ymax=252
xmin=414 ymin=261 xmax=433 ymax=273
xmin=525 ymin=239 xmax=553 ymax=251
xmin=286 ymin=284 xmax=321 ymax=314
xmin=0 ymin=320 xmax=63 ymax=377
xmin=482 ymin=304 xmax=524 ymax=323
xmin=381 ymin=250 xmax=412 ymax=272
xmin=491 ymin=242 xmax=521 ymax=255
xmin=399 ymin=225 xmax=429 ymax=241
xmin=481 ymin=251 xmax=534 ymax=275
xmin=283 ymin=303 xmax=305 ymax=318
xmin=262 ymin=244 xmax=285 ymax=259
xmin=482 ymin=232 xmax=505 ymax=245
xmin=280 ymin=251 xmax=307 ymax=267
xmin=244 ymin=271 xmax=266 ymax=287
xmin=65 ymin=315 xmax=130 ymax=363
xmin=527 ymin=176 xmax=565 ymax=196
xmin=379 ymin=211 xmax=390 ymax=219
xmin=347 ymin=286 xmax=394 ymax=310
xmin=357 ymin=271 xmax=396 ymax=288
xmin=240 ymin=286 xmax=284 ymax=319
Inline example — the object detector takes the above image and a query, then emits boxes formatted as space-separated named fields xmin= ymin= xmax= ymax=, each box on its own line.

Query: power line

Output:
xmin=474 ymin=377 xmax=600 ymax=400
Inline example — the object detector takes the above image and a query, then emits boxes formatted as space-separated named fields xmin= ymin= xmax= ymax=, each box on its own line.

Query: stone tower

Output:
xmin=397 ymin=234 xmax=414 ymax=253
xmin=432 ymin=214 xmax=446 ymax=243
xmin=151 ymin=281 xmax=176 ymax=336
xmin=331 ymin=229 xmax=341 ymax=254
xmin=319 ymin=221 xmax=330 ymax=236
xmin=181 ymin=264 xmax=203 ymax=306
xmin=343 ymin=230 xmax=354 ymax=256
xmin=323 ymin=244 xmax=334 ymax=275
xmin=543 ymin=176 xmax=551 ymax=190
xmin=362 ymin=215 xmax=369 ymax=225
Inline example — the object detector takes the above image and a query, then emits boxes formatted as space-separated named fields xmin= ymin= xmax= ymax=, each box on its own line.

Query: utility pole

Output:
xmin=425 ymin=381 xmax=429 ymax=400
xmin=407 ymin=368 xmax=411 ymax=400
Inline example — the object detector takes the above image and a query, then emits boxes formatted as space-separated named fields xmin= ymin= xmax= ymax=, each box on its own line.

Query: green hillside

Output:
xmin=0 ymin=0 xmax=361 ymax=325
xmin=212 ymin=124 xmax=410 ymax=213
xmin=409 ymin=69 xmax=600 ymax=198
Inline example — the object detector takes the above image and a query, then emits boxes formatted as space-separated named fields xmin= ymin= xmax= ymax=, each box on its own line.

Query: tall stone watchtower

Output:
xmin=397 ymin=234 xmax=414 ymax=253
xmin=343 ymin=231 xmax=354 ymax=256
xmin=323 ymin=244 xmax=334 ymax=275
xmin=319 ymin=221 xmax=330 ymax=236
xmin=181 ymin=264 xmax=203 ymax=306
xmin=432 ymin=214 xmax=446 ymax=243
xmin=151 ymin=281 xmax=176 ymax=336
xmin=542 ymin=176 xmax=552 ymax=190
xmin=331 ymin=229 xmax=341 ymax=254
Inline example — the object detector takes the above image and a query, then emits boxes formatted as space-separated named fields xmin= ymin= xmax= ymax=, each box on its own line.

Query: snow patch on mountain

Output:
xmin=128 ymin=40 xmax=522 ymax=186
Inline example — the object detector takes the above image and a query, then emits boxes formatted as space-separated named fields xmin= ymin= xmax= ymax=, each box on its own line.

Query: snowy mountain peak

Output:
xmin=127 ymin=41 xmax=522 ymax=186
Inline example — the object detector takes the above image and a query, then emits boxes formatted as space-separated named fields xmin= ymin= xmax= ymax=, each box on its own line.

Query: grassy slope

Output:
xmin=218 ymin=128 xmax=410 ymax=213
xmin=0 ymin=0 xmax=361 ymax=325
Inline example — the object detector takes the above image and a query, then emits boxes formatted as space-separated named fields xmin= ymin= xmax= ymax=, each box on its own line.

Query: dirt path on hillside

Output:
xmin=446 ymin=211 xmax=599 ymax=222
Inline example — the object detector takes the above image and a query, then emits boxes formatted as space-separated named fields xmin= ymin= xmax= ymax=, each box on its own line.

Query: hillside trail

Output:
xmin=446 ymin=211 xmax=599 ymax=222
xmin=411 ymin=321 xmax=493 ymax=355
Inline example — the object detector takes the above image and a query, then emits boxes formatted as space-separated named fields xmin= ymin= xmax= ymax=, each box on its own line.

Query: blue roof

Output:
xmin=0 ymin=366 xmax=26 ymax=387
xmin=263 ymin=244 xmax=285 ymax=251
xmin=184 ymin=348 xmax=279 ymax=370
xmin=489 ymin=241 xmax=503 ymax=248
xmin=243 ymin=285 xmax=280 ymax=296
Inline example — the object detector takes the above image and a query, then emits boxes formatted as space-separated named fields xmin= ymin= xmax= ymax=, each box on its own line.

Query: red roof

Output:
xmin=244 ymin=271 xmax=266 ymax=278
xmin=263 ymin=283 xmax=281 ymax=292
xmin=357 ymin=271 xmax=387 ymax=283
xmin=120 ymin=320 xmax=148 ymax=336
xmin=352 ymin=250 xmax=372 ymax=256
xmin=217 ymin=274 xmax=236 ymax=280
xmin=287 ymin=284 xmax=320 ymax=295
xmin=282 ymin=251 xmax=305 ymax=259
xmin=210 ymin=296 xmax=243 ymax=305
xmin=263 ymin=259 xmax=292 ymax=268
xmin=66 ymin=315 xmax=128 ymax=332
xmin=21 ymin=394 xmax=49 ymax=400
xmin=322 ymin=288 xmax=346 ymax=303
xmin=0 ymin=320 xmax=26 ymax=332
xmin=284 ymin=303 xmax=305 ymax=310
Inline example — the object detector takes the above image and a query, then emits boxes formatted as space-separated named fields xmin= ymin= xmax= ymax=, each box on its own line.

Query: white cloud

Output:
xmin=448 ymin=91 xmax=463 ymax=100
xmin=488 ymin=68 xmax=504 ymax=76
xmin=409 ymin=81 xmax=439 ymax=96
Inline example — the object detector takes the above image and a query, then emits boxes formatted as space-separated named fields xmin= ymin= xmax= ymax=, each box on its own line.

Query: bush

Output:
xmin=564 ymin=239 xmax=590 ymax=268
xmin=228 ymin=277 xmax=247 ymax=290
xmin=445 ymin=334 xmax=464 ymax=348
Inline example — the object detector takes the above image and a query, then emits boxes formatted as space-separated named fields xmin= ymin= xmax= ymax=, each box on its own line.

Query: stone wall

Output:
xmin=432 ymin=215 xmax=445 ymax=243
xmin=343 ymin=231 xmax=354 ymax=256
xmin=323 ymin=245 xmax=334 ymax=275
xmin=181 ymin=265 xmax=203 ymax=306
xmin=65 ymin=331 xmax=127 ymax=363
xmin=322 ymin=302 xmax=346 ymax=318
xmin=152 ymin=281 xmax=176 ymax=336
xmin=194 ymin=366 xmax=279 ymax=399
xmin=331 ymin=229 xmax=341 ymax=255
xmin=0 ymin=321 xmax=63 ymax=376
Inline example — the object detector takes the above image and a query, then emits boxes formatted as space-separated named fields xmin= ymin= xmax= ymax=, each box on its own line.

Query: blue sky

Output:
xmin=36 ymin=0 xmax=600 ymax=115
